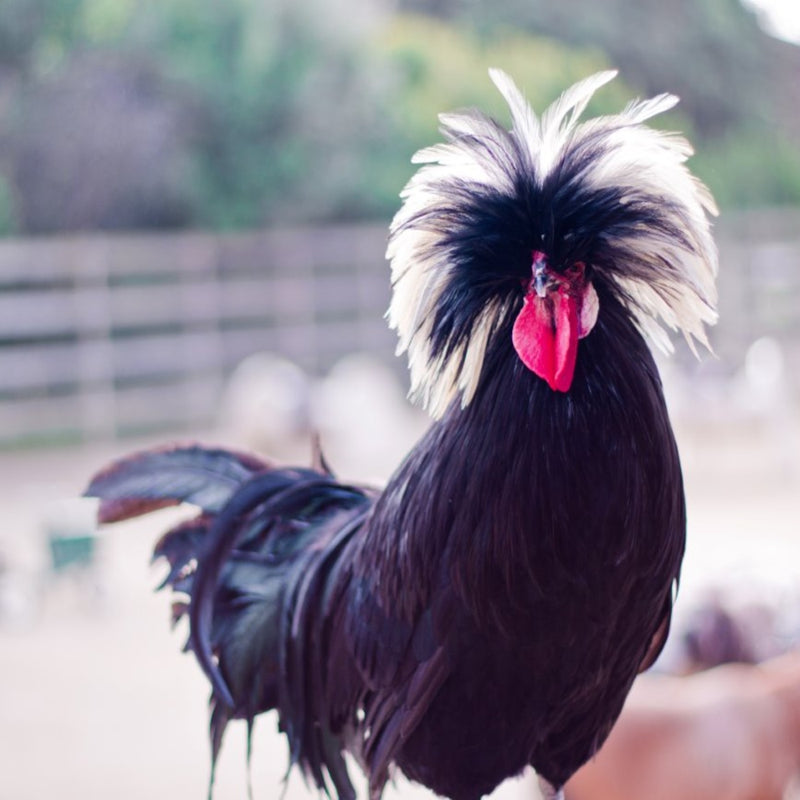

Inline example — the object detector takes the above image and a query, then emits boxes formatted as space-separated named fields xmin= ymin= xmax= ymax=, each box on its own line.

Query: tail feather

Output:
xmin=86 ymin=444 xmax=271 ymax=523
xmin=279 ymin=512 xmax=368 ymax=800
xmin=152 ymin=514 xmax=211 ymax=591
xmin=84 ymin=443 xmax=373 ymax=800
xmin=189 ymin=470 xmax=365 ymax=707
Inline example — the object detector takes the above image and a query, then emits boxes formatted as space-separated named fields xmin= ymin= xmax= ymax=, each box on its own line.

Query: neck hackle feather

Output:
xmin=387 ymin=69 xmax=718 ymax=418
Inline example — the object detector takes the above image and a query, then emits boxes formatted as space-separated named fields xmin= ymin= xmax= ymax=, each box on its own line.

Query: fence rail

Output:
xmin=0 ymin=212 xmax=798 ymax=448
xmin=0 ymin=225 xmax=394 ymax=447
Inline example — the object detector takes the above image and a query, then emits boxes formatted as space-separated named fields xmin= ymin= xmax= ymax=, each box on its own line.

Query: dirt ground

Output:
xmin=2 ymin=400 xmax=799 ymax=800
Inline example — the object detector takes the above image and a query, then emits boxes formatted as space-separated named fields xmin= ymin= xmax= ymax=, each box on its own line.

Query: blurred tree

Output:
xmin=0 ymin=0 xmax=797 ymax=233
xmin=409 ymin=0 xmax=800 ymax=209
xmin=8 ymin=51 xmax=196 ymax=231
xmin=362 ymin=14 xmax=627 ymax=210
xmin=415 ymin=0 xmax=798 ymax=135
xmin=0 ymin=0 xmax=401 ymax=230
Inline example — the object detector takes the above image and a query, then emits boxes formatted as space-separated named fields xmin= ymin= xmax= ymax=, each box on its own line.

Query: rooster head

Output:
xmin=387 ymin=70 xmax=718 ymax=417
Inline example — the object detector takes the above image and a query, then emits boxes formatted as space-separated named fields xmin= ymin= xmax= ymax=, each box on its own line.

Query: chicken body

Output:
xmin=86 ymin=70 xmax=716 ymax=800
xmin=350 ymin=291 xmax=684 ymax=797
xmin=87 ymin=290 xmax=682 ymax=799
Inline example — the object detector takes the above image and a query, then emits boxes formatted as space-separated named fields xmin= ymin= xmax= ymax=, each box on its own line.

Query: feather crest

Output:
xmin=387 ymin=69 xmax=718 ymax=417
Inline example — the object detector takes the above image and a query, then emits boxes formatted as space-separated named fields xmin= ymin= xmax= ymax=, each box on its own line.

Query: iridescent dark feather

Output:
xmin=88 ymin=444 xmax=269 ymax=523
xmin=86 ymin=445 xmax=374 ymax=798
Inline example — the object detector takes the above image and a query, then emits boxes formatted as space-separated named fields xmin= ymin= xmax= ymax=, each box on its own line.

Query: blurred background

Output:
xmin=1 ymin=0 xmax=799 ymax=798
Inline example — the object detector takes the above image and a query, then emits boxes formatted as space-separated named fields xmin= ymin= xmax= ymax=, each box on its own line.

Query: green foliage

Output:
xmin=693 ymin=128 xmax=800 ymax=209
xmin=376 ymin=15 xmax=622 ymax=139
xmin=0 ymin=0 xmax=797 ymax=233
xmin=357 ymin=15 xmax=629 ymax=218
xmin=0 ymin=173 xmax=19 ymax=235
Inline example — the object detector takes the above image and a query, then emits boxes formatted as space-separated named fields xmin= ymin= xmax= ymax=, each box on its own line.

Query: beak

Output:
xmin=532 ymin=254 xmax=549 ymax=298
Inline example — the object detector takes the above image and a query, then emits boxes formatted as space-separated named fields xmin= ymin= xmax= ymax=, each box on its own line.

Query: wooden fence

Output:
xmin=0 ymin=212 xmax=798 ymax=448
xmin=0 ymin=225 xmax=394 ymax=447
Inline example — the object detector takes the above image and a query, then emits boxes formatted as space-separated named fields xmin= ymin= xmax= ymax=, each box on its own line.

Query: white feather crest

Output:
xmin=387 ymin=70 xmax=718 ymax=418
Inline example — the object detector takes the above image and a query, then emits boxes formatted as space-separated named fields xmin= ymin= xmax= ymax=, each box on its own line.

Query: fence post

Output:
xmin=73 ymin=237 xmax=117 ymax=440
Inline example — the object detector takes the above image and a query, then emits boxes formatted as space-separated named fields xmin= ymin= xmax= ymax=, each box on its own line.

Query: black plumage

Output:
xmin=85 ymin=70 xmax=717 ymax=800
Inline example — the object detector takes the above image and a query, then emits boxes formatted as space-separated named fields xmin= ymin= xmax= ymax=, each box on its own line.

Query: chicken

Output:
xmin=85 ymin=70 xmax=717 ymax=800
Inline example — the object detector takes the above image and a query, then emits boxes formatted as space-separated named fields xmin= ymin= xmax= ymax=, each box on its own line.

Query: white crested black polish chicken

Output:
xmin=86 ymin=70 xmax=718 ymax=800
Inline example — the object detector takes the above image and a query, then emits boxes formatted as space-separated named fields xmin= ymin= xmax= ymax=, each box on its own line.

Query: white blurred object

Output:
xmin=661 ymin=336 xmax=790 ymax=420
xmin=655 ymin=564 xmax=800 ymax=678
xmin=736 ymin=336 xmax=798 ymax=476
xmin=661 ymin=337 xmax=799 ymax=479
xmin=306 ymin=0 xmax=393 ymax=41
xmin=740 ymin=336 xmax=786 ymax=410
xmin=0 ymin=552 xmax=39 ymax=629
xmin=313 ymin=353 xmax=429 ymax=482
xmin=218 ymin=353 xmax=312 ymax=454
xmin=42 ymin=495 xmax=98 ymax=541
xmin=379 ymin=768 xmax=538 ymax=800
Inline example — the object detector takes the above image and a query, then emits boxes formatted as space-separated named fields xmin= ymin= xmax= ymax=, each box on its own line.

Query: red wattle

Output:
xmin=552 ymin=288 xmax=579 ymax=391
xmin=512 ymin=288 xmax=580 ymax=392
